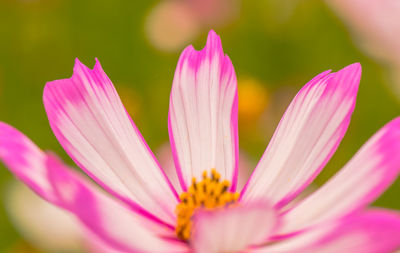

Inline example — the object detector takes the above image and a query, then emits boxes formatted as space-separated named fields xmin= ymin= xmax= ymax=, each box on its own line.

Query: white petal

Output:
xmin=168 ymin=30 xmax=239 ymax=191
xmin=47 ymin=157 xmax=187 ymax=253
xmin=0 ymin=123 xmax=185 ymax=252
xmin=241 ymin=63 xmax=361 ymax=207
xmin=191 ymin=202 xmax=278 ymax=253
xmin=279 ymin=117 xmax=400 ymax=235
xmin=253 ymin=210 xmax=400 ymax=253
xmin=43 ymin=59 xmax=178 ymax=224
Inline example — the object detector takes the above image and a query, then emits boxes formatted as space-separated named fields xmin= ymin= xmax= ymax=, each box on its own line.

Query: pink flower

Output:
xmin=326 ymin=0 xmax=400 ymax=99
xmin=1 ymin=30 xmax=400 ymax=252
xmin=327 ymin=0 xmax=400 ymax=65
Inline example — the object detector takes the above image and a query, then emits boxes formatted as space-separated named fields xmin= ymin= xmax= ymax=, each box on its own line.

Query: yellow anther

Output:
xmin=202 ymin=170 xmax=208 ymax=179
xmin=211 ymin=169 xmax=221 ymax=182
xmin=175 ymin=169 xmax=240 ymax=240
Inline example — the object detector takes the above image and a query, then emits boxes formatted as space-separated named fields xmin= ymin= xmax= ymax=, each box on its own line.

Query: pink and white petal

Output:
xmin=0 ymin=122 xmax=57 ymax=202
xmin=85 ymin=230 xmax=123 ymax=253
xmin=85 ymin=229 xmax=187 ymax=253
xmin=43 ymin=58 xmax=178 ymax=225
xmin=0 ymin=123 xmax=184 ymax=252
xmin=191 ymin=202 xmax=278 ymax=253
xmin=253 ymin=210 xmax=400 ymax=253
xmin=279 ymin=117 xmax=400 ymax=235
xmin=47 ymin=156 xmax=188 ymax=253
xmin=168 ymin=30 xmax=239 ymax=191
xmin=85 ymin=230 xmax=130 ymax=253
xmin=241 ymin=63 xmax=361 ymax=207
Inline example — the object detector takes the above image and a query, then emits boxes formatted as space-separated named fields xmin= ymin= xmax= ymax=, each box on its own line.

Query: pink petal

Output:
xmin=85 ymin=230 xmax=124 ymax=253
xmin=191 ymin=202 xmax=279 ymax=253
xmin=0 ymin=122 xmax=56 ymax=202
xmin=0 ymin=123 xmax=187 ymax=252
xmin=279 ymin=117 xmax=400 ymax=235
xmin=241 ymin=63 xmax=361 ymax=207
xmin=168 ymin=30 xmax=239 ymax=191
xmin=254 ymin=210 xmax=400 ymax=253
xmin=43 ymin=58 xmax=178 ymax=225
xmin=47 ymin=155 xmax=188 ymax=253
xmin=327 ymin=0 xmax=400 ymax=66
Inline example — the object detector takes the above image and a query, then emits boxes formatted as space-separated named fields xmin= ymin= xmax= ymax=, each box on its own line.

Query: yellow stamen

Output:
xmin=175 ymin=169 xmax=240 ymax=240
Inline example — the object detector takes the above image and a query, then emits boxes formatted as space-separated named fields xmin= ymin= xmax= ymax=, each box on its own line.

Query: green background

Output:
xmin=0 ymin=0 xmax=399 ymax=252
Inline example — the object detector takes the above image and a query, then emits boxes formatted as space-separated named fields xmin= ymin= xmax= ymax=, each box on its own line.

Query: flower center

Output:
xmin=175 ymin=169 xmax=240 ymax=240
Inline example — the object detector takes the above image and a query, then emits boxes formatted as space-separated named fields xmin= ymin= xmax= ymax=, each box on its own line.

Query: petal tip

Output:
xmin=205 ymin=29 xmax=223 ymax=55
xmin=207 ymin=29 xmax=218 ymax=38
xmin=384 ymin=117 xmax=400 ymax=142
xmin=329 ymin=62 xmax=362 ymax=95
xmin=341 ymin=62 xmax=362 ymax=77
xmin=93 ymin=58 xmax=104 ymax=73
xmin=74 ymin=57 xmax=82 ymax=65
xmin=73 ymin=57 xmax=86 ymax=71
xmin=206 ymin=29 xmax=221 ymax=44
xmin=73 ymin=58 xmax=90 ymax=75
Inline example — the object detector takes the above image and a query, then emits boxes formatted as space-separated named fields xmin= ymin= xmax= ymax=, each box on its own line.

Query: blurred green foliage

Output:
xmin=0 ymin=0 xmax=399 ymax=251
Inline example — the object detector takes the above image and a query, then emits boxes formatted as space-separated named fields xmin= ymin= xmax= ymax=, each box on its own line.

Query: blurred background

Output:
xmin=0 ymin=0 xmax=399 ymax=252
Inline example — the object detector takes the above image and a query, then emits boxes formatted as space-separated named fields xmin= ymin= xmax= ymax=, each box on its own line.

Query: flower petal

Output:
xmin=0 ymin=123 xmax=186 ymax=252
xmin=0 ymin=122 xmax=56 ymax=202
xmin=47 ymin=155 xmax=187 ymax=253
xmin=279 ymin=117 xmax=400 ymax=235
xmin=254 ymin=210 xmax=400 ymax=253
xmin=168 ymin=30 xmax=239 ymax=191
xmin=191 ymin=202 xmax=278 ymax=253
xmin=43 ymin=58 xmax=178 ymax=225
xmin=85 ymin=230 xmax=129 ymax=253
xmin=241 ymin=63 xmax=361 ymax=207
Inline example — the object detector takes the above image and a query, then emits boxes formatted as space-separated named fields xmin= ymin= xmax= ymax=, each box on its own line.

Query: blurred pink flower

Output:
xmin=146 ymin=0 xmax=239 ymax=52
xmin=1 ymin=31 xmax=400 ymax=252
xmin=5 ymin=181 xmax=85 ymax=252
xmin=327 ymin=0 xmax=400 ymax=97
xmin=327 ymin=0 xmax=400 ymax=63
xmin=145 ymin=0 xmax=201 ymax=52
xmin=186 ymin=0 xmax=240 ymax=27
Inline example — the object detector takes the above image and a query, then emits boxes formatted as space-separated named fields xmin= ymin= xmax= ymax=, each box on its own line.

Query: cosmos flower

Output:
xmin=1 ymin=30 xmax=400 ymax=252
